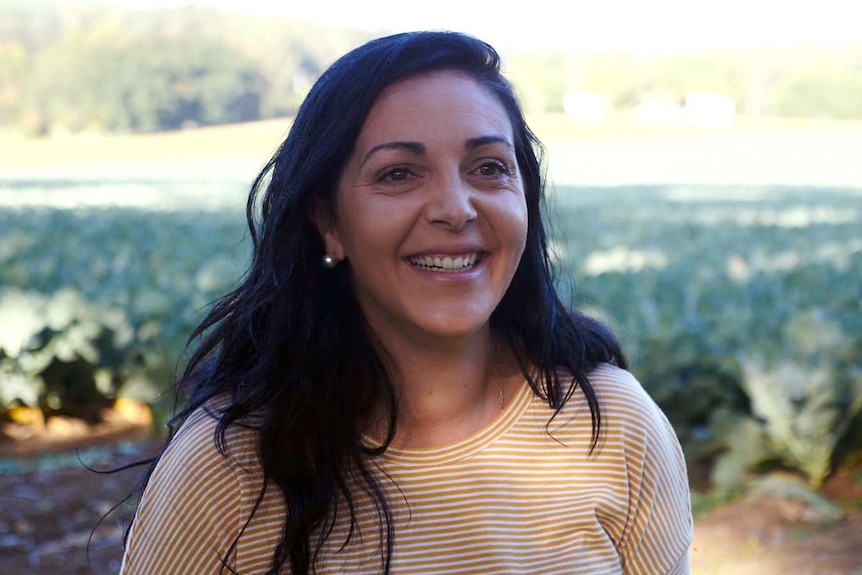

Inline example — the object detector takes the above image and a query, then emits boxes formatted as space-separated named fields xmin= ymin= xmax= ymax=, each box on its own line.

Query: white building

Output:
xmin=563 ymin=92 xmax=610 ymax=123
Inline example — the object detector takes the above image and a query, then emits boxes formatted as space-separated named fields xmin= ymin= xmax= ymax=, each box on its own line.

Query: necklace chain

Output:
xmin=494 ymin=339 xmax=505 ymax=412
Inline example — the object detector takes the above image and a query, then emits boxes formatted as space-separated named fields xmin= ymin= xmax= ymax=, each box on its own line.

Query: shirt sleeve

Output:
xmin=615 ymin=380 xmax=693 ymax=575
xmin=120 ymin=411 xmax=243 ymax=574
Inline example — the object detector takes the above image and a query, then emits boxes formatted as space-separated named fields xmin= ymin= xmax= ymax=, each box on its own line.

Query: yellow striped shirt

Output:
xmin=121 ymin=364 xmax=692 ymax=574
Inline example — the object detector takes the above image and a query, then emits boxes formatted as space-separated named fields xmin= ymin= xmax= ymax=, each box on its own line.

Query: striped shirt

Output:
xmin=121 ymin=364 xmax=692 ymax=574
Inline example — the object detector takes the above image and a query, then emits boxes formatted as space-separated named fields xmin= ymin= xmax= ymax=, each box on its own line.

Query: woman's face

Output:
xmin=318 ymin=70 xmax=528 ymax=345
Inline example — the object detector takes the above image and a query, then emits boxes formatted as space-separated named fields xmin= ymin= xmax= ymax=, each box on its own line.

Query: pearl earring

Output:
xmin=322 ymin=254 xmax=338 ymax=269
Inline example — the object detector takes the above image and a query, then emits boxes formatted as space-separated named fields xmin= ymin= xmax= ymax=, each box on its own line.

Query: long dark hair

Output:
xmin=132 ymin=30 xmax=626 ymax=575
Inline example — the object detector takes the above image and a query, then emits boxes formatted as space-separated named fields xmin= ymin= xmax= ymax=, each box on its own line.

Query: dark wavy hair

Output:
xmin=131 ymin=30 xmax=626 ymax=575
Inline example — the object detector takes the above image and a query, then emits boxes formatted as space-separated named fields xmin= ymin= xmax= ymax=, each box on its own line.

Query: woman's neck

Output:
xmin=370 ymin=327 xmax=509 ymax=449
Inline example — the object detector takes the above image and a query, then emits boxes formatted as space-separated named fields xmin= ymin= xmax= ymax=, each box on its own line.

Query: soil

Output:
xmin=690 ymin=487 xmax=862 ymax=575
xmin=1 ymin=422 xmax=860 ymax=575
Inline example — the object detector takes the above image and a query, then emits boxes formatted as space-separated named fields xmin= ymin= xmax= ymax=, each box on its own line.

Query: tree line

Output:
xmin=2 ymin=1 xmax=861 ymax=135
xmin=0 ymin=2 xmax=367 ymax=134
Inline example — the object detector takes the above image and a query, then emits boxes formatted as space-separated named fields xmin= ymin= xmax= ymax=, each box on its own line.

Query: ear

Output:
xmin=311 ymin=199 xmax=346 ymax=262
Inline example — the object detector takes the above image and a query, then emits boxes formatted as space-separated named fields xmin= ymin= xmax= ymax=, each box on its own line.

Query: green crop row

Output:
xmin=551 ymin=185 xmax=862 ymax=492
xmin=1 ymin=180 xmax=860 ymax=495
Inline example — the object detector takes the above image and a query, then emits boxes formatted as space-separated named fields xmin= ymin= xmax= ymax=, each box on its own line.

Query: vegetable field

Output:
xmin=1 ymin=178 xmax=861 ymax=500
xmin=549 ymin=184 xmax=862 ymax=497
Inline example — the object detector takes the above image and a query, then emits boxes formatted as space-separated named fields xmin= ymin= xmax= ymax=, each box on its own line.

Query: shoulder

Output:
xmin=589 ymin=365 xmax=693 ymax=572
xmin=533 ymin=363 xmax=684 ymax=466
xmin=586 ymin=364 xmax=688 ymax=479
xmin=132 ymin=404 xmax=263 ymax=536
xmin=588 ymin=363 xmax=653 ymax=408
xmin=587 ymin=363 xmax=673 ymax=440
xmin=122 ymin=402 xmax=268 ymax=572
xmin=167 ymin=401 xmax=262 ymax=476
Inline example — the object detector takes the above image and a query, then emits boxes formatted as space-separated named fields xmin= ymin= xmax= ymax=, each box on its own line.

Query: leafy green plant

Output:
xmin=553 ymin=186 xmax=862 ymax=489
xmin=0 ymin=289 xmax=161 ymax=418
xmin=741 ymin=311 xmax=862 ymax=488
xmin=741 ymin=358 xmax=862 ymax=488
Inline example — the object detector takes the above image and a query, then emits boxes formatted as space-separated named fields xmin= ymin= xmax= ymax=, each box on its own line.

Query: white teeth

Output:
xmin=409 ymin=253 xmax=480 ymax=272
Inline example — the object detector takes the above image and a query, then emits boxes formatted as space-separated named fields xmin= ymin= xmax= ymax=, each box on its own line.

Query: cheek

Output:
xmin=509 ymin=199 xmax=529 ymax=273
xmin=479 ymin=193 xmax=528 ymax=250
xmin=337 ymin=200 xmax=409 ymax=260
xmin=508 ymin=195 xmax=529 ymax=250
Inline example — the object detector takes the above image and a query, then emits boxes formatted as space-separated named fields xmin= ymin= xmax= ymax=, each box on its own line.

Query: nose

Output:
xmin=425 ymin=172 xmax=477 ymax=231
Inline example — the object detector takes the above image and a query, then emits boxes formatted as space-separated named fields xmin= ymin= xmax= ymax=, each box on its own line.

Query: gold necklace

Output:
xmin=494 ymin=339 xmax=505 ymax=412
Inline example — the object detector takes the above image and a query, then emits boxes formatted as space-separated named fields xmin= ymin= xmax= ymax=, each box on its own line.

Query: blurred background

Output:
xmin=0 ymin=0 xmax=860 ymax=573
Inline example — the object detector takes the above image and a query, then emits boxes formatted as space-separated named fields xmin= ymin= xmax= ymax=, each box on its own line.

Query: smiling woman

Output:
xmin=316 ymin=70 xmax=528 ymax=355
xmin=119 ymin=31 xmax=692 ymax=574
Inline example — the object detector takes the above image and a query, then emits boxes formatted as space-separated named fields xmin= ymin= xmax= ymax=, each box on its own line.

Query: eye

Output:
xmin=475 ymin=161 xmax=510 ymax=177
xmin=378 ymin=167 xmax=417 ymax=183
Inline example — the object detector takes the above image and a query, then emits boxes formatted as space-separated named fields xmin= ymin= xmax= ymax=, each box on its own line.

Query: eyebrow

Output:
xmin=363 ymin=141 xmax=425 ymax=166
xmin=465 ymin=135 xmax=514 ymax=150
xmin=361 ymin=135 xmax=514 ymax=166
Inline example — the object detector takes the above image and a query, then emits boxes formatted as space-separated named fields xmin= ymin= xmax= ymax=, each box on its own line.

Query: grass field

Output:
xmin=3 ymin=114 xmax=862 ymax=188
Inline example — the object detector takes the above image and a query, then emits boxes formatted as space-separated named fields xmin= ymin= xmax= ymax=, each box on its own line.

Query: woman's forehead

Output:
xmin=353 ymin=71 xmax=514 ymax=152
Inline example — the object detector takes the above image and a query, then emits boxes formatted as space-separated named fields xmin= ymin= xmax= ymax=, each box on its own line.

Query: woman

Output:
xmin=120 ymin=31 xmax=692 ymax=574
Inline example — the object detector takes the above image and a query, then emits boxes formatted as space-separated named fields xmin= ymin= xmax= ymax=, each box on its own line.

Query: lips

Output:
xmin=407 ymin=252 xmax=483 ymax=272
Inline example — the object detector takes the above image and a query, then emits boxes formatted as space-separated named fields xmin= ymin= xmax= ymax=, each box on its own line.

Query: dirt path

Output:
xmin=691 ymin=495 xmax=862 ymax=575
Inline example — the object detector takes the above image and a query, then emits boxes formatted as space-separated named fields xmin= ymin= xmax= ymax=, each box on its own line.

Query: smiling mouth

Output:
xmin=407 ymin=252 xmax=483 ymax=273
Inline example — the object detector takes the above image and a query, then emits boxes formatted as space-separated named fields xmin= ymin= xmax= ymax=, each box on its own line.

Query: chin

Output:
xmin=416 ymin=314 xmax=492 ymax=341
